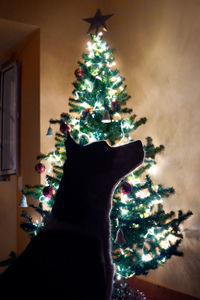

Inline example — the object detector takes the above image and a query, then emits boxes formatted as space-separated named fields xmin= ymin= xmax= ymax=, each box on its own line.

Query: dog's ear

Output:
xmin=64 ymin=131 xmax=80 ymax=154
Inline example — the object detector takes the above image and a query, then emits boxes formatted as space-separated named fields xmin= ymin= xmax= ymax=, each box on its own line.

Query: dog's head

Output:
xmin=52 ymin=133 xmax=144 ymax=221
xmin=64 ymin=132 xmax=144 ymax=187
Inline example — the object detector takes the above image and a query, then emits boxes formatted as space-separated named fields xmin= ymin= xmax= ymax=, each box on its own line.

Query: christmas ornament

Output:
xmin=60 ymin=122 xmax=71 ymax=134
xmin=19 ymin=194 xmax=28 ymax=208
xmin=102 ymin=110 xmax=111 ymax=123
xmin=120 ymin=181 xmax=132 ymax=194
xmin=83 ymin=9 xmax=113 ymax=35
xmin=46 ymin=126 xmax=53 ymax=137
xmin=35 ymin=163 xmax=46 ymax=174
xmin=111 ymin=100 xmax=120 ymax=112
xmin=75 ymin=67 xmax=84 ymax=79
xmin=115 ymin=228 xmax=126 ymax=244
xmin=42 ymin=186 xmax=55 ymax=198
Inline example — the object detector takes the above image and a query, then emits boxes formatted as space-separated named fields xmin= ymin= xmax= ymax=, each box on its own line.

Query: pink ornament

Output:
xmin=35 ymin=163 xmax=46 ymax=174
xmin=43 ymin=186 xmax=55 ymax=198
xmin=60 ymin=122 xmax=71 ymax=134
xmin=75 ymin=67 xmax=84 ymax=79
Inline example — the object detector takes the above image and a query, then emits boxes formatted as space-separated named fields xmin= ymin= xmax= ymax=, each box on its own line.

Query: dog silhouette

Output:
xmin=0 ymin=132 xmax=144 ymax=299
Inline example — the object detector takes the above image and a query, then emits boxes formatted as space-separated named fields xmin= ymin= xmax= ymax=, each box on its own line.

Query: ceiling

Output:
xmin=0 ymin=18 xmax=38 ymax=64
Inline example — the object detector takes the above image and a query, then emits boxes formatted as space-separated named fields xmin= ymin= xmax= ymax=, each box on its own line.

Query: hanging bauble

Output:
xmin=42 ymin=186 xmax=55 ymax=198
xmin=35 ymin=163 xmax=46 ymax=174
xmin=111 ymin=100 xmax=120 ymax=112
xmin=19 ymin=194 xmax=28 ymax=207
xmin=121 ymin=181 xmax=132 ymax=194
xmin=115 ymin=228 xmax=126 ymax=244
xmin=60 ymin=122 xmax=71 ymax=134
xmin=102 ymin=110 xmax=111 ymax=123
xmin=75 ymin=67 xmax=84 ymax=79
xmin=46 ymin=126 xmax=53 ymax=137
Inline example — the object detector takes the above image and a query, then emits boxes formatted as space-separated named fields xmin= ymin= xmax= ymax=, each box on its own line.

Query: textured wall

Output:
xmin=0 ymin=0 xmax=199 ymax=297
xmin=104 ymin=0 xmax=200 ymax=297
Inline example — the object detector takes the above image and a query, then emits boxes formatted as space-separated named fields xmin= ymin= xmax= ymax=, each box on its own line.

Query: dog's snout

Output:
xmin=135 ymin=140 xmax=142 ymax=149
xmin=135 ymin=140 xmax=144 ymax=162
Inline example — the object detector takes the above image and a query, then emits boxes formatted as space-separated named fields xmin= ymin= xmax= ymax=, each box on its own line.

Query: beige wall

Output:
xmin=0 ymin=30 xmax=40 ymax=265
xmin=105 ymin=1 xmax=200 ymax=297
xmin=0 ymin=176 xmax=17 ymax=273
xmin=0 ymin=0 xmax=199 ymax=298
xmin=15 ymin=30 xmax=40 ymax=254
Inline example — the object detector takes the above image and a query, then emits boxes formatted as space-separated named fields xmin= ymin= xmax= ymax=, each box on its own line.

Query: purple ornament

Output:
xmin=111 ymin=100 xmax=120 ymax=112
xmin=121 ymin=181 xmax=132 ymax=194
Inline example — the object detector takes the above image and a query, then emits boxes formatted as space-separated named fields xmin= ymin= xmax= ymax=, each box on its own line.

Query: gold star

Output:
xmin=83 ymin=9 xmax=113 ymax=35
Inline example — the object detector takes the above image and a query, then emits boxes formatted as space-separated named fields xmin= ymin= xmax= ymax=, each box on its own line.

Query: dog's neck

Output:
xmin=44 ymin=169 xmax=114 ymax=239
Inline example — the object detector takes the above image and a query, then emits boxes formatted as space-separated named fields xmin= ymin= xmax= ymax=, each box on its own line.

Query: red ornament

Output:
xmin=121 ymin=181 xmax=132 ymax=194
xmin=75 ymin=67 xmax=84 ymax=79
xmin=43 ymin=186 xmax=55 ymax=198
xmin=35 ymin=163 xmax=46 ymax=174
xmin=60 ymin=122 xmax=71 ymax=134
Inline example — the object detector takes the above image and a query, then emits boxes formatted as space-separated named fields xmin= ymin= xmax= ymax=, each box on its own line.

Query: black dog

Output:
xmin=0 ymin=133 xmax=144 ymax=299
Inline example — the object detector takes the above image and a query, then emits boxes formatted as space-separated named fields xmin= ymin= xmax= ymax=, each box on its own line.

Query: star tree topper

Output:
xmin=83 ymin=9 xmax=113 ymax=35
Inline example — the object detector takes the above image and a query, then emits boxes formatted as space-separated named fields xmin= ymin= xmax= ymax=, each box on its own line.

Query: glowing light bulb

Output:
xmin=116 ymin=76 xmax=121 ymax=83
xmin=81 ymin=102 xmax=91 ymax=108
xmin=74 ymin=92 xmax=79 ymax=100
xmin=120 ymin=208 xmax=128 ymax=215
xmin=127 ymin=175 xmax=141 ymax=185
xmin=142 ymin=253 xmax=152 ymax=262
xmin=121 ymin=193 xmax=128 ymax=203
xmin=152 ymin=183 xmax=159 ymax=192
xmin=108 ymin=88 xmax=115 ymax=96
xmin=167 ymin=233 xmax=177 ymax=244
xmin=105 ymin=53 xmax=110 ymax=59
xmin=136 ymin=190 xmax=150 ymax=199
xmin=160 ymin=240 xmax=170 ymax=249
xmin=148 ymin=164 xmax=158 ymax=175
xmin=89 ymin=52 xmax=94 ymax=58
xmin=86 ymin=61 xmax=92 ymax=67
xmin=74 ymin=124 xmax=80 ymax=130
xmin=152 ymin=199 xmax=163 ymax=205
xmin=71 ymin=118 xmax=78 ymax=125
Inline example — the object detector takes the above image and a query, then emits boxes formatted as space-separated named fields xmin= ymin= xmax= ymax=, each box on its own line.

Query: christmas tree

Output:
xmin=15 ymin=10 xmax=192 ymax=297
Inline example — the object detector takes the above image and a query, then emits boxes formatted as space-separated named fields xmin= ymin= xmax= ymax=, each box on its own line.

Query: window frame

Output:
xmin=0 ymin=61 xmax=19 ymax=181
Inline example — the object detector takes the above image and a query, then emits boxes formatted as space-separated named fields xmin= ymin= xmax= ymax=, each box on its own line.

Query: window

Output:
xmin=0 ymin=62 xmax=19 ymax=181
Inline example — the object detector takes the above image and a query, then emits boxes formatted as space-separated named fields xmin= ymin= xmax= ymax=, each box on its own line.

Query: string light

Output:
xmin=142 ymin=253 xmax=153 ymax=262
xmin=136 ymin=190 xmax=150 ymax=199
xmin=86 ymin=61 xmax=92 ymax=67
xmin=121 ymin=193 xmax=128 ymax=203
xmin=148 ymin=164 xmax=158 ymax=175
xmin=120 ymin=208 xmax=129 ymax=215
